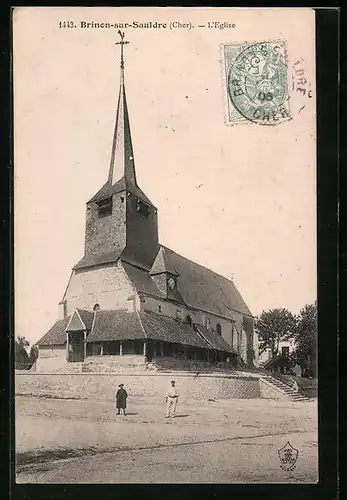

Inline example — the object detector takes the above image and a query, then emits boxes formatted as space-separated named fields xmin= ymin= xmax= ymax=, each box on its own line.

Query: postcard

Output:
xmin=13 ymin=7 xmax=317 ymax=484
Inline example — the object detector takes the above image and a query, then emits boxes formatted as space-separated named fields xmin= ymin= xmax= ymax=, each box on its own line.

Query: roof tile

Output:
xmin=87 ymin=310 xmax=145 ymax=342
xmin=140 ymin=311 xmax=208 ymax=349
xmin=196 ymin=324 xmax=237 ymax=353
xmin=36 ymin=316 xmax=71 ymax=346
xmin=73 ymin=250 xmax=123 ymax=270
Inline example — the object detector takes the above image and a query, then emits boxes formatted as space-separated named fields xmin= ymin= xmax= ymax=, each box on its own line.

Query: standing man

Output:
xmin=115 ymin=383 xmax=128 ymax=416
xmin=165 ymin=380 xmax=179 ymax=418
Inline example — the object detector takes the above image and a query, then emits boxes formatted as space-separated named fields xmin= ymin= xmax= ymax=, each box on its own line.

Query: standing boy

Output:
xmin=165 ymin=380 xmax=179 ymax=418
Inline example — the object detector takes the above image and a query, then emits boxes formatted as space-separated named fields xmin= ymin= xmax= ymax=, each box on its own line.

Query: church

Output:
xmin=36 ymin=33 xmax=257 ymax=373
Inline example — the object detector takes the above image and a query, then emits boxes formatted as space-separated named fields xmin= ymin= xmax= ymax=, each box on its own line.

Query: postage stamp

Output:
xmin=223 ymin=40 xmax=291 ymax=126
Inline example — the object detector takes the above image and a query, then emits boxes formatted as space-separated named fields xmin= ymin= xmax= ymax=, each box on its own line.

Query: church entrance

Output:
xmin=67 ymin=331 xmax=85 ymax=362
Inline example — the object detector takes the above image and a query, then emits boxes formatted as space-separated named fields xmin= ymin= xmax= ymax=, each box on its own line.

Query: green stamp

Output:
xmin=223 ymin=41 xmax=291 ymax=126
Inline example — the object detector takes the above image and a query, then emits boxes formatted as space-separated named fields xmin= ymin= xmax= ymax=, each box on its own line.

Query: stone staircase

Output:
xmin=260 ymin=374 xmax=310 ymax=401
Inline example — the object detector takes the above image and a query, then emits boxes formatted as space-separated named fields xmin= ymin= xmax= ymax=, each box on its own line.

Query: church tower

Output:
xmin=80 ymin=31 xmax=159 ymax=271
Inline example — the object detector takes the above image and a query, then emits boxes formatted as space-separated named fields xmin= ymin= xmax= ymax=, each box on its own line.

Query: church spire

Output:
xmin=108 ymin=31 xmax=137 ymax=187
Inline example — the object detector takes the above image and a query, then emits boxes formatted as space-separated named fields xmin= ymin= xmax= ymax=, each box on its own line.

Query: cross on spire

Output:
xmin=107 ymin=30 xmax=136 ymax=188
xmin=116 ymin=30 xmax=129 ymax=69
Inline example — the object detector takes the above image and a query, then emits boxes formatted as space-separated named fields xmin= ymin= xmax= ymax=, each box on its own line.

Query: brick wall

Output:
xmin=65 ymin=261 xmax=136 ymax=315
xmin=15 ymin=372 xmax=261 ymax=401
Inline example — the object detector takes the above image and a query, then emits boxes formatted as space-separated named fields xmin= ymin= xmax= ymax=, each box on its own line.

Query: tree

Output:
xmin=255 ymin=308 xmax=297 ymax=359
xmin=17 ymin=336 xmax=30 ymax=352
xmin=15 ymin=340 xmax=30 ymax=369
xmin=292 ymin=302 xmax=317 ymax=378
xmin=29 ymin=344 xmax=39 ymax=367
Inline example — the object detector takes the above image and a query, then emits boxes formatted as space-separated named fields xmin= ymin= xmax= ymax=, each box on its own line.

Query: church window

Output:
xmin=120 ymin=196 xmax=124 ymax=203
xmin=136 ymin=200 xmax=150 ymax=218
xmin=186 ymin=315 xmax=192 ymax=327
xmin=205 ymin=317 xmax=211 ymax=329
xmin=93 ymin=303 xmax=100 ymax=312
xmin=216 ymin=323 xmax=222 ymax=335
xmin=97 ymin=197 xmax=112 ymax=218
xmin=158 ymin=305 xmax=162 ymax=313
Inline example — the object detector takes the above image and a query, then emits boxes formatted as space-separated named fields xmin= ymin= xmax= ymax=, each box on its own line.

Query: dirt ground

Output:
xmin=15 ymin=395 xmax=318 ymax=484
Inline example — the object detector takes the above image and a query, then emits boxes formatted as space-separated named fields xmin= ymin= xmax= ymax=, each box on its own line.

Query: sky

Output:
xmin=13 ymin=7 xmax=317 ymax=344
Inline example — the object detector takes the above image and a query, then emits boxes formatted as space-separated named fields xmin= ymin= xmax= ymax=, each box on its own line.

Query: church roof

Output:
xmin=123 ymin=247 xmax=252 ymax=319
xmin=36 ymin=316 xmax=71 ymax=345
xmin=73 ymin=250 xmax=123 ymax=271
xmin=87 ymin=177 xmax=154 ymax=206
xmin=195 ymin=324 xmax=236 ymax=352
xmin=72 ymin=245 xmax=252 ymax=318
xmin=36 ymin=309 xmax=236 ymax=354
xmin=66 ymin=309 xmax=94 ymax=332
xmin=140 ymin=311 xmax=208 ymax=349
xmin=161 ymin=246 xmax=252 ymax=318
xmin=72 ymin=246 xmax=251 ymax=318
xmin=122 ymin=262 xmax=165 ymax=297
xmin=149 ymin=246 xmax=179 ymax=276
xmin=87 ymin=310 xmax=145 ymax=342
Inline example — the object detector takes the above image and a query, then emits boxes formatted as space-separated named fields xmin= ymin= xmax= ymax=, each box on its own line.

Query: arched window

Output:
xmin=216 ymin=323 xmax=222 ymax=335
xmin=186 ymin=315 xmax=192 ymax=327
xmin=93 ymin=303 xmax=100 ymax=312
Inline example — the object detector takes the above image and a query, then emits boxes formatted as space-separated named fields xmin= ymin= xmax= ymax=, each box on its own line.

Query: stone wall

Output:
xmin=85 ymin=192 xmax=126 ymax=257
xmin=36 ymin=346 xmax=66 ymax=373
xmin=65 ymin=261 xmax=136 ymax=315
xmin=259 ymin=378 xmax=288 ymax=400
xmin=38 ymin=345 xmax=66 ymax=358
xmin=83 ymin=355 xmax=146 ymax=372
xmin=147 ymin=357 xmax=236 ymax=372
xmin=15 ymin=372 xmax=261 ymax=402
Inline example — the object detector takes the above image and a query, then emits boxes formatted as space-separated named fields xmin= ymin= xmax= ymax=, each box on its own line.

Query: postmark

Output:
xmin=291 ymin=58 xmax=313 ymax=114
xmin=223 ymin=41 xmax=291 ymax=126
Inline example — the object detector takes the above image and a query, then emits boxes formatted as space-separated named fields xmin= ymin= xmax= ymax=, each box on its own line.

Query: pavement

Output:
xmin=15 ymin=395 xmax=318 ymax=484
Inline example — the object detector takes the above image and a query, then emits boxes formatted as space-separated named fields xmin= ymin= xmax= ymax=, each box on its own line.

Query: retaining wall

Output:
xmin=15 ymin=372 xmax=261 ymax=401
xmin=259 ymin=378 xmax=288 ymax=400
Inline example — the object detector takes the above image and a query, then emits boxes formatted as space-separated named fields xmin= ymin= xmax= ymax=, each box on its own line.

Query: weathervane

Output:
xmin=116 ymin=30 xmax=129 ymax=69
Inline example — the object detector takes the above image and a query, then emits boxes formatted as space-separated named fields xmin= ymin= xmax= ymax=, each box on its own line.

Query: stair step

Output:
xmin=260 ymin=376 xmax=309 ymax=401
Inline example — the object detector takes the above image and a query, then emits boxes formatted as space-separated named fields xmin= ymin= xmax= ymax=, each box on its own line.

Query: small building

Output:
xmin=258 ymin=339 xmax=296 ymax=365
xmin=259 ymin=339 xmax=301 ymax=376
xmin=36 ymin=34 xmax=257 ymax=372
